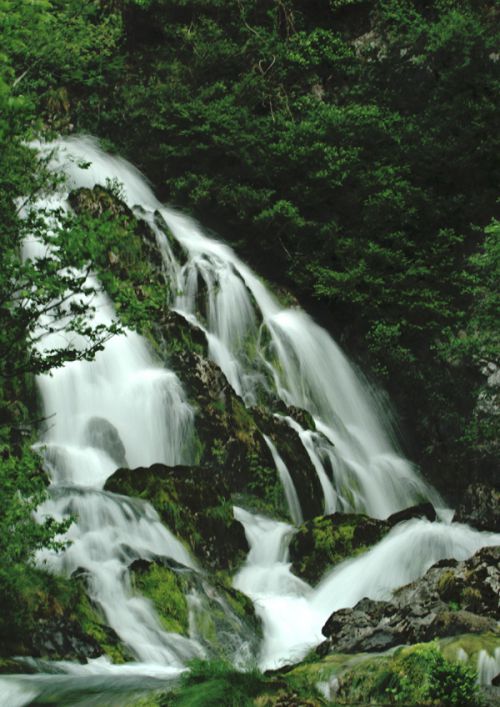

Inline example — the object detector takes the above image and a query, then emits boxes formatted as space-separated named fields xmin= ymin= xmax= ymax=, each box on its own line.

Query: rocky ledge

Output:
xmin=319 ymin=545 xmax=500 ymax=655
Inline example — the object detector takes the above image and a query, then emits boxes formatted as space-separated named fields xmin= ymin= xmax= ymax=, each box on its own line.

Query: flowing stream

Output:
xmin=2 ymin=136 xmax=499 ymax=703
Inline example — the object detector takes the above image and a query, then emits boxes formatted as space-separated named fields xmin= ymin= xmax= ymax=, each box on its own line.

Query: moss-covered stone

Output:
xmin=335 ymin=641 xmax=482 ymax=706
xmin=106 ymin=464 xmax=248 ymax=571
xmin=129 ymin=560 xmax=262 ymax=662
xmin=289 ymin=513 xmax=388 ymax=584
xmin=280 ymin=634 xmax=498 ymax=706
xmin=168 ymin=344 xmax=325 ymax=522
xmin=131 ymin=561 xmax=190 ymax=636
xmin=0 ymin=567 xmax=130 ymax=663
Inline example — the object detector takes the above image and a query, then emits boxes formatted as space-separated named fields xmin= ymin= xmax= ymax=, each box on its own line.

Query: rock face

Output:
xmin=168 ymin=342 xmax=325 ymax=521
xmin=32 ymin=614 xmax=122 ymax=664
xmin=455 ymin=483 xmax=500 ymax=532
xmin=320 ymin=546 xmax=500 ymax=655
xmin=3 ymin=570 xmax=130 ymax=664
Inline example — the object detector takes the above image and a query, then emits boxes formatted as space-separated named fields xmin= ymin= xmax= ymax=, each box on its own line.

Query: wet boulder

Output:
xmin=386 ymin=501 xmax=437 ymax=526
xmin=105 ymin=463 xmax=248 ymax=571
xmin=84 ymin=416 xmax=128 ymax=468
xmin=1 ymin=569 xmax=130 ymax=664
xmin=289 ymin=513 xmax=389 ymax=585
xmin=129 ymin=558 xmax=262 ymax=661
xmin=167 ymin=335 xmax=324 ymax=521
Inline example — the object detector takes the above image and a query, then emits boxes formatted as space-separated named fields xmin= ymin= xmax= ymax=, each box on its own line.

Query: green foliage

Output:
xmin=339 ymin=642 xmax=481 ymax=706
xmin=0 ymin=441 xmax=71 ymax=649
xmin=81 ymin=0 xmax=497 ymax=495
xmin=162 ymin=659 xmax=268 ymax=707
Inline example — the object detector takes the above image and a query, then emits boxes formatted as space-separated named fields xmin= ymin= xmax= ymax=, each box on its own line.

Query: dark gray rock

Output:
xmin=386 ymin=502 xmax=437 ymax=526
xmin=85 ymin=416 xmax=128 ymax=468
xmin=32 ymin=618 xmax=103 ymax=663
xmin=320 ymin=546 xmax=500 ymax=655
xmin=455 ymin=483 xmax=500 ymax=532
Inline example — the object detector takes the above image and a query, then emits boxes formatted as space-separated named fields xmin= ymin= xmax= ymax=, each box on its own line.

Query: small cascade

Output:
xmin=477 ymin=647 xmax=500 ymax=686
xmin=262 ymin=435 xmax=303 ymax=525
xmin=278 ymin=415 xmax=337 ymax=515
xmin=234 ymin=508 xmax=500 ymax=669
xmin=233 ymin=508 xmax=316 ymax=669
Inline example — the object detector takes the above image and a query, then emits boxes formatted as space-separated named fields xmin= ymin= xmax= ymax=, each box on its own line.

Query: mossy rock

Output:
xmin=283 ymin=634 xmax=496 ymax=707
xmin=289 ymin=512 xmax=388 ymax=584
xmin=440 ymin=631 xmax=500 ymax=666
xmin=130 ymin=560 xmax=262 ymax=662
xmin=131 ymin=560 xmax=190 ymax=636
xmin=336 ymin=641 xmax=483 ymax=706
xmin=165 ymin=332 xmax=324 ymax=521
xmin=0 ymin=568 xmax=130 ymax=663
xmin=106 ymin=463 xmax=248 ymax=571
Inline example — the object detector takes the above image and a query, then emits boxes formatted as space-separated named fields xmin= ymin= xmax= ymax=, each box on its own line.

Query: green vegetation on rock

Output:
xmin=336 ymin=642 xmax=481 ymax=706
xmin=130 ymin=560 xmax=262 ymax=662
xmin=133 ymin=562 xmax=190 ymax=636
xmin=289 ymin=513 xmax=388 ymax=584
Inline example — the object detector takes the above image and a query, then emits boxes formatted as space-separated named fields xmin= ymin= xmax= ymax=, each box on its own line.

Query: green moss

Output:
xmin=335 ymin=641 xmax=482 ymax=706
xmin=290 ymin=513 xmax=386 ymax=584
xmin=73 ymin=593 xmax=130 ymax=663
xmin=0 ymin=566 xmax=129 ymax=662
xmin=188 ymin=579 xmax=262 ymax=661
xmin=133 ymin=565 xmax=190 ymax=636
xmin=437 ymin=570 xmax=462 ymax=602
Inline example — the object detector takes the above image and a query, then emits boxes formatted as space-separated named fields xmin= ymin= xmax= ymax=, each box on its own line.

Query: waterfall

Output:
xmin=21 ymin=183 xmax=203 ymax=670
xmin=6 ymin=135 xmax=498 ymax=695
xmin=40 ymin=135 xmax=441 ymax=521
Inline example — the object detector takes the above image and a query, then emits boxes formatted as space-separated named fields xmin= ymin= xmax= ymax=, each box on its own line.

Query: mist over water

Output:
xmin=6 ymin=136 xmax=499 ymax=703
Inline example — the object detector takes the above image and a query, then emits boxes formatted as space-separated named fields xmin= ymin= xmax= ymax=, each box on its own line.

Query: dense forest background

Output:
xmin=0 ymin=0 xmax=499 ymax=651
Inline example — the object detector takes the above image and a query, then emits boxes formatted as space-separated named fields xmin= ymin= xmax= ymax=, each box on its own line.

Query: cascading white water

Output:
xmin=262 ymin=435 xmax=303 ymax=525
xmin=21 ymin=184 xmax=203 ymax=670
xmin=234 ymin=509 xmax=500 ymax=669
xmin=477 ymin=648 xmax=500 ymax=686
xmin=7 ymin=135 xmax=497 ymax=693
xmin=39 ymin=135 xmax=440 ymax=521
